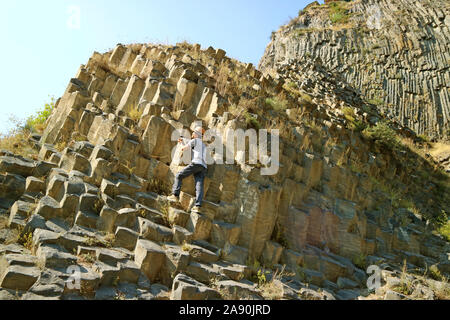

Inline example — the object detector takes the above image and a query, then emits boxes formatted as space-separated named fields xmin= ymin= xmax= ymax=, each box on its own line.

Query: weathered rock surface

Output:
xmin=0 ymin=29 xmax=448 ymax=300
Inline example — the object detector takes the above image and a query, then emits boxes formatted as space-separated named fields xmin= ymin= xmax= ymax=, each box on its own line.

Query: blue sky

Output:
xmin=0 ymin=0 xmax=320 ymax=134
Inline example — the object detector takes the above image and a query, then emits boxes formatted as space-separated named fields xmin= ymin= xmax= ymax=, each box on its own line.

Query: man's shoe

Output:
xmin=191 ymin=206 xmax=202 ymax=213
xmin=167 ymin=195 xmax=179 ymax=203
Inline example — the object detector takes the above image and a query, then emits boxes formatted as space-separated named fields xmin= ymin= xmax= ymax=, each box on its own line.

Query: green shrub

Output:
xmin=329 ymin=1 xmax=351 ymax=25
xmin=265 ymin=97 xmax=288 ymax=112
xmin=363 ymin=122 xmax=400 ymax=149
xmin=294 ymin=28 xmax=315 ymax=37
xmin=368 ymin=98 xmax=384 ymax=106
xmin=25 ymin=98 xmax=55 ymax=133
xmin=330 ymin=12 xmax=346 ymax=24
xmin=286 ymin=81 xmax=297 ymax=90
xmin=436 ymin=211 xmax=450 ymax=241
xmin=350 ymin=120 xmax=367 ymax=132
xmin=343 ymin=107 xmax=366 ymax=132
xmin=417 ymin=134 xmax=430 ymax=143
xmin=353 ymin=253 xmax=368 ymax=270
xmin=244 ymin=112 xmax=261 ymax=130
xmin=343 ymin=106 xmax=356 ymax=122
xmin=428 ymin=265 xmax=445 ymax=281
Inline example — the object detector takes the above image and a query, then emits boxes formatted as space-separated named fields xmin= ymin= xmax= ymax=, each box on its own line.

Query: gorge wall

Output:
xmin=260 ymin=0 xmax=450 ymax=140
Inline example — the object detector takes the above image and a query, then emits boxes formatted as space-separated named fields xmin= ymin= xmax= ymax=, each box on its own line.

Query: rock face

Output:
xmin=260 ymin=0 xmax=450 ymax=140
xmin=0 ymin=38 xmax=448 ymax=300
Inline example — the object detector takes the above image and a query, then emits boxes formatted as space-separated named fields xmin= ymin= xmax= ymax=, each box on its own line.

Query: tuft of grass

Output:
xmin=353 ymin=253 xmax=368 ymax=270
xmin=437 ymin=222 xmax=450 ymax=242
xmin=160 ymin=201 xmax=171 ymax=226
xmin=78 ymin=253 xmax=97 ymax=266
xmin=124 ymin=161 xmax=136 ymax=177
xmin=328 ymin=1 xmax=351 ymax=25
xmin=256 ymin=269 xmax=269 ymax=287
xmin=115 ymin=291 xmax=127 ymax=300
xmin=209 ymin=277 xmax=234 ymax=300
xmin=283 ymin=81 xmax=313 ymax=105
xmin=243 ymin=112 xmax=261 ymax=130
xmin=436 ymin=210 xmax=450 ymax=241
xmin=181 ymin=241 xmax=191 ymax=252
xmin=368 ymin=98 xmax=384 ymax=106
xmin=258 ymin=267 xmax=287 ymax=300
xmin=17 ymin=231 xmax=34 ymax=251
xmin=427 ymin=265 xmax=445 ymax=282
xmin=128 ymin=104 xmax=143 ymax=122
xmin=417 ymin=134 xmax=430 ymax=144
xmin=343 ymin=106 xmax=367 ymax=132
xmin=148 ymin=177 xmax=171 ymax=196
xmin=84 ymin=235 xmax=114 ymax=249
xmin=286 ymin=81 xmax=297 ymax=90
xmin=0 ymin=216 xmax=6 ymax=230
xmin=391 ymin=282 xmax=414 ymax=296
xmin=343 ymin=106 xmax=356 ymax=122
xmin=391 ymin=261 xmax=414 ymax=296
xmin=93 ymin=198 xmax=104 ymax=215
xmin=55 ymin=141 xmax=68 ymax=152
xmin=300 ymin=93 xmax=313 ymax=104
xmin=363 ymin=121 xmax=400 ymax=149
xmin=430 ymin=279 xmax=450 ymax=300
xmin=350 ymin=120 xmax=367 ymax=132
xmin=265 ymin=97 xmax=288 ymax=112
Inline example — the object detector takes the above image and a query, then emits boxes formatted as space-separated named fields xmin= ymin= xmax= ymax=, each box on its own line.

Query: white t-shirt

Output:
xmin=184 ymin=138 xmax=207 ymax=168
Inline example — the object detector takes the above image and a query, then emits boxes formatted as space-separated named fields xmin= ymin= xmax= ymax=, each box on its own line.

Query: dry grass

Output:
xmin=128 ymin=104 xmax=143 ymax=122
xmin=0 ymin=131 xmax=38 ymax=160
xmin=209 ymin=277 xmax=234 ymax=300
xmin=258 ymin=267 xmax=290 ymax=300
xmin=77 ymin=253 xmax=97 ymax=267
xmin=84 ymin=234 xmax=114 ymax=249
xmin=17 ymin=231 xmax=34 ymax=251
xmin=115 ymin=291 xmax=127 ymax=300
xmin=181 ymin=241 xmax=191 ymax=252
xmin=429 ymin=279 xmax=450 ymax=300
xmin=383 ymin=261 xmax=450 ymax=300
xmin=0 ymin=100 xmax=54 ymax=160
xmin=0 ymin=215 xmax=7 ymax=230
xmin=148 ymin=177 xmax=171 ymax=196
xmin=55 ymin=141 xmax=68 ymax=152
xmin=429 ymin=142 xmax=450 ymax=164
xmin=159 ymin=201 xmax=171 ymax=227
xmin=258 ymin=278 xmax=284 ymax=300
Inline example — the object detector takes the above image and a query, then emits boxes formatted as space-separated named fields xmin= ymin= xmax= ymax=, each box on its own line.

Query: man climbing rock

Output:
xmin=167 ymin=127 xmax=208 ymax=213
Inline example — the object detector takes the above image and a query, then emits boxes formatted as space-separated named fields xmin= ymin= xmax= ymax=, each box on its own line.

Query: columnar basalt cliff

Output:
xmin=260 ymin=0 xmax=450 ymax=140
xmin=0 ymin=28 xmax=449 ymax=299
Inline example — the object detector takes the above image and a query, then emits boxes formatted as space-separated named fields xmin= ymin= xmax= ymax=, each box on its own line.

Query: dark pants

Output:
xmin=172 ymin=164 xmax=207 ymax=207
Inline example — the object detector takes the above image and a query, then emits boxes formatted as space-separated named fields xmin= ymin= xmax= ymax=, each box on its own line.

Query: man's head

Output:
xmin=192 ymin=127 xmax=205 ymax=139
